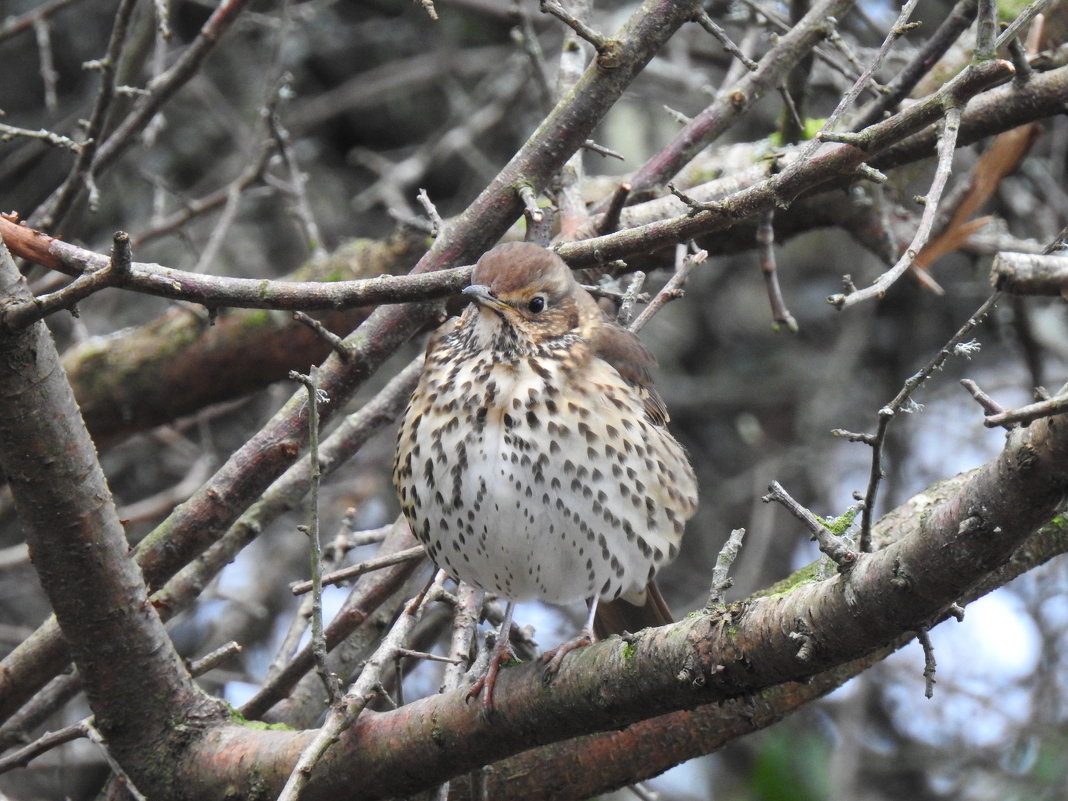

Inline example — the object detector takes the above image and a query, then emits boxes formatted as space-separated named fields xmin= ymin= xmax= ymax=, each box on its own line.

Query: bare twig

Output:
xmin=291 ymin=545 xmax=427 ymax=595
xmin=756 ymin=210 xmax=798 ymax=332
xmin=959 ymin=378 xmax=1006 ymax=417
xmin=293 ymin=311 xmax=351 ymax=360
xmin=628 ymin=247 xmax=706 ymax=333
xmin=1 ymin=213 xmax=473 ymax=313
xmin=983 ymin=393 xmax=1068 ymax=428
xmin=0 ymin=122 xmax=82 ymax=151
xmin=991 ymin=251 xmax=1068 ymax=295
xmin=805 ymin=0 xmax=921 ymax=154
xmin=187 ymin=641 xmax=242 ymax=675
xmin=289 ymin=368 xmax=339 ymax=704
xmin=540 ymin=0 xmax=612 ymax=56
xmin=830 ymin=106 xmax=963 ymax=309
xmin=852 ymin=293 xmax=1001 ymax=550
xmin=995 ymin=0 xmax=1055 ymax=49
xmin=706 ymin=528 xmax=747 ymax=609
xmin=763 ymin=482 xmax=858 ymax=571
xmin=851 ymin=0 xmax=979 ymax=130
xmin=32 ymin=17 xmax=59 ymax=112
xmin=693 ymin=10 xmax=758 ymax=71
xmin=597 ymin=182 xmax=632 ymax=236
xmin=915 ymin=627 xmax=937 ymax=698
xmin=84 ymin=720 xmax=148 ymax=801
xmin=975 ymin=0 xmax=997 ymax=61
xmin=517 ymin=183 xmax=545 ymax=223
xmin=417 ymin=188 xmax=445 ymax=237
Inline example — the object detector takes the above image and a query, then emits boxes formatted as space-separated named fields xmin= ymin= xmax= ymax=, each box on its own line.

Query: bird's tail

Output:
xmin=593 ymin=581 xmax=673 ymax=639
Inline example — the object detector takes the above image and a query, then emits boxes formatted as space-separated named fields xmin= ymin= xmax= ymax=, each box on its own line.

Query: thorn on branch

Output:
xmin=915 ymin=626 xmax=937 ymax=698
xmin=762 ymin=481 xmax=859 ymax=571
xmin=416 ymin=188 xmax=444 ymax=237
xmin=663 ymin=105 xmax=693 ymax=126
xmin=960 ymin=378 xmax=1006 ymax=417
xmin=516 ymin=183 xmax=544 ymax=224
xmin=581 ymin=139 xmax=625 ymax=160
xmin=855 ymin=164 xmax=888 ymax=184
xmin=597 ymin=181 xmax=631 ymax=236
xmin=293 ymin=311 xmax=351 ymax=360
xmin=667 ymin=183 xmax=723 ymax=216
xmin=628 ymin=245 xmax=705 ymax=334
xmin=830 ymin=428 xmax=878 ymax=445
xmin=540 ymin=0 xmax=616 ymax=60
xmin=706 ymin=528 xmax=746 ymax=609
xmin=693 ymin=10 xmax=758 ymax=71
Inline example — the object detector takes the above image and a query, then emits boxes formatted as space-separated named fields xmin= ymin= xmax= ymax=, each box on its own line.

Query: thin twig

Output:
xmin=84 ymin=721 xmax=148 ymax=801
xmin=756 ymin=209 xmax=798 ymax=332
xmin=803 ymin=0 xmax=922 ymax=163
xmin=983 ymin=393 xmax=1068 ymax=428
xmin=291 ymin=545 xmax=427 ymax=595
xmin=517 ymin=183 xmax=544 ymax=223
xmin=915 ymin=627 xmax=937 ymax=698
xmin=289 ymin=368 xmax=339 ymax=704
xmin=830 ymin=106 xmax=963 ymax=309
xmin=417 ymin=188 xmax=445 ymax=237
xmin=293 ymin=311 xmax=351 ymax=360
xmin=763 ymin=482 xmax=858 ymax=571
xmin=975 ymin=0 xmax=997 ymax=61
xmin=265 ymin=77 xmax=325 ymax=255
xmin=597 ymin=182 xmax=631 ymax=236
xmin=0 ymin=122 xmax=82 ymax=151
xmin=853 ymin=293 xmax=1001 ymax=550
xmin=187 ymin=641 xmax=242 ymax=675
xmin=959 ymin=378 xmax=1006 ymax=416
xmin=995 ymin=0 xmax=1054 ymax=49
xmin=628 ymin=247 xmax=706 ymax=334
xmin=30 ymin=0 xmax=137 ymax=229
xmin=693 ymin=10 xmax=758 ymax=71
xmin=540 ymin=0 xmax=612 ymax=56
xmin=33 ymin=17 xmax=59 ymax=112
xmin=706 ymin=528 xmax=747 ymax=609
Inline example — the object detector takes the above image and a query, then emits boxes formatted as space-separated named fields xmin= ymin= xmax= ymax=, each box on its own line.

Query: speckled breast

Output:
xmin=394 ymin=337 xmax=696 ymax=606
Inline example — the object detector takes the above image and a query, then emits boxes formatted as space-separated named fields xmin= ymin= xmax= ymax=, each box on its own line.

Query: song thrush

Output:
xmin=393 ymin=241 xmax=697 ymax=708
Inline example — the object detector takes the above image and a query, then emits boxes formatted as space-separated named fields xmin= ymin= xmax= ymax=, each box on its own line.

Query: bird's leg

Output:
xmin=466 ymin=600 xmax=516 ymax=714
xmin=541 ymin=596 xmax=599 ymax=676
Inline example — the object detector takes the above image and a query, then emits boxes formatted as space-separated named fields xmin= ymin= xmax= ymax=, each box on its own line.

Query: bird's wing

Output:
xmin=592 ymin=323 xmax=669 ymax=427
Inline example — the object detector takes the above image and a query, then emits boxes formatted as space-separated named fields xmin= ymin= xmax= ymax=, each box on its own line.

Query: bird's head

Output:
xmin=462 ymin=242 xmax=597 ymax=350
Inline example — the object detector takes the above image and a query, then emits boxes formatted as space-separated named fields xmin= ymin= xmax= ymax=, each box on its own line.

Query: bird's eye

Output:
xmin=527 ymin=296 xmax=546 ymax=313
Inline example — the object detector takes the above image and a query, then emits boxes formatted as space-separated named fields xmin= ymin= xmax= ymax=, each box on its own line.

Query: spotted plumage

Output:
xmin=392 ymin=241 xmax=697 ymax=705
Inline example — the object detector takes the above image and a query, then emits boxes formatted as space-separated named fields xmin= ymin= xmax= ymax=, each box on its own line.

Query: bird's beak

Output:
xmin=463 ymin=284 xmax=510 ymax=312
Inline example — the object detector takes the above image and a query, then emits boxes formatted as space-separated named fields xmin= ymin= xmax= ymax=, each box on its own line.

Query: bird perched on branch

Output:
xmin=393 ymin=241 xmax=697 ymax=709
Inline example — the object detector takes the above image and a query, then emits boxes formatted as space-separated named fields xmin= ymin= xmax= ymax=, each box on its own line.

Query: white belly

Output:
xmin=395 ymin=350 xmax=695 ymax=604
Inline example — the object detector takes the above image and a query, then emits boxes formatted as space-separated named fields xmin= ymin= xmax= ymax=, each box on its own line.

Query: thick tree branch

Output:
xmin=182 ymin=403 xmax=1068 ymax=799
xmin=0 ymin=242 xmax=221 ymax=791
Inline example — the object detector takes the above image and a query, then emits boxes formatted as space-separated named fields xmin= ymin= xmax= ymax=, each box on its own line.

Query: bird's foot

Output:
xmin=539 ymin=628 xmax=593 ymax=678
xmin=466 ymin=643 xmax=516 ymax=715
xmin=466 ymin=602 xmax=516 ymax=715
